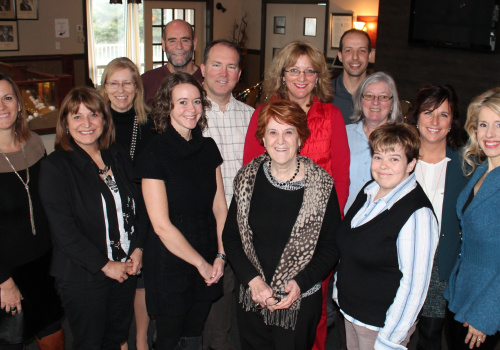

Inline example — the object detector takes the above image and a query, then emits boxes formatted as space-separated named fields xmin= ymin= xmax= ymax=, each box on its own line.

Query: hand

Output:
xmin=273 ymin=280 xmax=301 ymax=311
xmin=101 ymin=261 xmax=130 ymax=283
xmin=126 ymin=248 xmax=143 ymax=275
xmin=196 ymin=260 xmax=215 ymax=286
xmin=205 ymin=258 xmax=224 ymax=286
xmin=248 ymin=276 xmax=274 ymax=310
xmin=0 ymin=278 xmax=23 ymax=314
xmin=464 ymin=322 xmax=487 ymax=349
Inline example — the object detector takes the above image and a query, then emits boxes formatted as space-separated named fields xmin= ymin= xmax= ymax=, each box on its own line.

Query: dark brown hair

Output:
xmin=406 ymin=82 xmax=462 ymax=150
xmin=0 ymin=74 xmax=30 ymax=142
xmin=369 ymin=123 xmax=420 ymax=163
xmin=55 ymin=86 xmax=115 ymax=151
xmin=151 ymin=72 xmax=209 ymax=133
xmin=255 ymin=99 xmax=310 ymax=146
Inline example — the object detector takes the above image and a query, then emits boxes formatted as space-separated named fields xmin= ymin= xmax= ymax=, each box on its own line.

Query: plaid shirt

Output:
xmin=203 ymin=95 xmax=254 ymax=207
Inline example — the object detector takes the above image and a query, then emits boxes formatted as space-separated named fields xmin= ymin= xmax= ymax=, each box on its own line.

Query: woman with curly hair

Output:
xmin=444 ymin=88 xmax=500 ymax=350
xmin=243 ymin=42 xmax=349 ymax=349
xmin=135 ymin=72 xmax=227 ymax=349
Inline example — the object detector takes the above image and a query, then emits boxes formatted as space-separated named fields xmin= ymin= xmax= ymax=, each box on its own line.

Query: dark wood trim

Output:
xmin=0 ymin=54 xmax=85 ymax=63
xmin=247 ymin=49 xmax=261 ymax=55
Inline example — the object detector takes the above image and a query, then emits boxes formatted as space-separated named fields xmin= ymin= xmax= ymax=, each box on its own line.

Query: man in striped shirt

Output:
xmin=201 ymin=39 xmax=254 ymax=350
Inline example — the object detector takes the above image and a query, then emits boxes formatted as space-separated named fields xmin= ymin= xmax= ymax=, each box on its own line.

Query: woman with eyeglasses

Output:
xmin=100 ymin=57 xmax=156 ymax=350
xmin=224 ymin=99 xmax=341 ymax=349
xmin=243 ymin=41 xmax=349 ymax=349
xmin=344 ymin=72 xmax=402 ymax=212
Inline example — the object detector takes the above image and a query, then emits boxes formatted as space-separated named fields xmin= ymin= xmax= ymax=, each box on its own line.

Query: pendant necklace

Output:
xmin=0 ymin=143 xmax=36 ymax=235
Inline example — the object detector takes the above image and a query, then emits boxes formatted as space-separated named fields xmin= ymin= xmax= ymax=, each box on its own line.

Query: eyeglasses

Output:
xmin=105 ymin=82 xmax=136 ymax=90
xmin=362 ymin=94 xmax=393 ymax=102
xmin=284 ymin=68 xmax=318 ymax=77
xmin=256 ymin=291 xmax=289 ymax=310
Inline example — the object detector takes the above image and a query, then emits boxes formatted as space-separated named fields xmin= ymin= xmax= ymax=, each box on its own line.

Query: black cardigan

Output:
xmin=39 ymin=142 xmax=143 ymax=282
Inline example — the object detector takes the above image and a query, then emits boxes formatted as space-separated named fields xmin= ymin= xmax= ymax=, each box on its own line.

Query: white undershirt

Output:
xmin=415 ymin=158 xmax=450 ymax=229
xmin=101 ymin=175 xmax=130 ymax=261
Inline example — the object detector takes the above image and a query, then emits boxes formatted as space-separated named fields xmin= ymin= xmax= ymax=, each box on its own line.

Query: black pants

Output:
xmin=154 ymin=300 xmax=213 ymax=350
xmin=56 ymin=276 xmax=136 ymax=350
xmin=237 ymin=289 xmax=322 ymax=350
xmin=416 ymin=316 xmax=445 ymax=350
xmin=445 ymin=310 xmax=500 ymax=350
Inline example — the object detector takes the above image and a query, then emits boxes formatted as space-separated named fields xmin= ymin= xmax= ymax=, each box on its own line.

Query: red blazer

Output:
xmin=243 ymin=97 xmax=350 ymax=214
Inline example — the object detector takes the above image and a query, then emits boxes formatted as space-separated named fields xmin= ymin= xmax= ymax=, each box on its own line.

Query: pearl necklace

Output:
xmin=268 ymin=158 xmax=300 ymax=187
xmin=0 ymin=143 xmax=36 ymax=235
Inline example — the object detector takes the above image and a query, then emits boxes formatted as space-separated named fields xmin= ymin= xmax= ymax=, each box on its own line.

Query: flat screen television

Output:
xmin=409 ymin=0 xmax=499 ymax=52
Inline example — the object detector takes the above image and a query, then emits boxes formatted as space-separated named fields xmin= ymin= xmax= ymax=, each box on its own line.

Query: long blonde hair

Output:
xmin=462 ymin=87 xmax=500 ymax=176
xmin=264 ymin=41 xmax=333 ymax=105
xmin=100 ymin=57 xmax=150 ymax=125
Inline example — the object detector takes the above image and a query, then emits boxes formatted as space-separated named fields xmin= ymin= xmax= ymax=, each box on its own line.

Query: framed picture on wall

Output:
xmin=0 ymin=0 xmax=15 ymax=19
xmin=331 ymin=13 xmax=353 ymax=49
xmin=17 ymin=0 xmax=38 ymax=20
xmin=0 ymin=21 xmax=19 ymax=51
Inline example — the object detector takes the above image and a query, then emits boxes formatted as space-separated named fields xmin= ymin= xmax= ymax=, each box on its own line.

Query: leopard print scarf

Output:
xmin=233 ymin=154 xmax=333 ymax=329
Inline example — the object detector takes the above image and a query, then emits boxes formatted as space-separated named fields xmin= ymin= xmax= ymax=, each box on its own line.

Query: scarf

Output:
xmin=233 ymin=154 xmax=333 ymax=329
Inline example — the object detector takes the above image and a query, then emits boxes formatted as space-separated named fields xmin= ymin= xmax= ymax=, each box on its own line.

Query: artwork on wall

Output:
xmin=0 ymin=0 xmax=15 ymax=19
xmin=331 ymin=13 xmax=353 ymax=49
xmin=304 ymin=17 xmax=316 ymax=37
xmin=17 ymin=0 xmax=38 ymax=20
xmin=0 ymin=20 xmax=18 ymax=51
xmin=274 ymin=16 xmax=285 ymax=35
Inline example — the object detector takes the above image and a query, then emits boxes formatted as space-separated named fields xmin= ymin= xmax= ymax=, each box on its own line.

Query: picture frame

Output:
xmin=17 ymin=0 xmax=37 ymax=20
xmin=0 ymin=20 xmax=19 ymax=51
xmin=0 ymin=0 xmax=15 ymax=20
xmin=304 ymin=17 xmax=317 ymax=37
xmin=274 ymin=16 xmax=285 ymax=35
xmin=331 ymin=13 xmax=353 ymax=49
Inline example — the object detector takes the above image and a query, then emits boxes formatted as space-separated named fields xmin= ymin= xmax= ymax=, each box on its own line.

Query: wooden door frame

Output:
xmin=260 ymin=0 xmax=329 ymax=78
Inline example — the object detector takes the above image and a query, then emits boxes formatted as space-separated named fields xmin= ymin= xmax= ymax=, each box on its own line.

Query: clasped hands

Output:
xmin=197 ymin=257 xmax=225 ymax=286
xmin=101 ymin=248 xmax=143 ymax=283
xmin=248 ymin=276 xmax=301 ymax=312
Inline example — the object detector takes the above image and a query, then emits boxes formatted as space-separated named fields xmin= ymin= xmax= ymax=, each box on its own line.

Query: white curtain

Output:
xmin=86 ymin=0 xmax=98 ymax=86
xmin=126 ymin=2 xmax=142 ymax=71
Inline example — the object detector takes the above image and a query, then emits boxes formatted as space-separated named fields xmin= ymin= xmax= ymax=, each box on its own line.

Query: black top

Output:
xmin=39 ymin=142 xmax=142 ymax=282
xmin=134 ymin=123 xmax=223 ymax=316
xmin=223 ymin=164 xmax=341 ymax=293
xmin=110 ymin=107 xmax=157 ymax=164
xmin=0 ymin=134 xmax=51 ymax=283
xmin=336 ymin=181 xmax=432 ymax=327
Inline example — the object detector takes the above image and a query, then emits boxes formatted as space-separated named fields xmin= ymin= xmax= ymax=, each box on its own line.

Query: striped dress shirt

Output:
xmin=340 ymin=173 xmax=439 ymax=350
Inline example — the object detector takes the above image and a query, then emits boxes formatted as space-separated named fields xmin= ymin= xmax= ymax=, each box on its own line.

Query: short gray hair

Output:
xmin=351 ymin=72 xmax=402 ymax=124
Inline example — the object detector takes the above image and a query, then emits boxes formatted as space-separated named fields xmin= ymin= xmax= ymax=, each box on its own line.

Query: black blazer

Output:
xmin=437 ymin=147 xmax=468 ymax=280
xmin=39 ymin=143 xmax=143 ymax=282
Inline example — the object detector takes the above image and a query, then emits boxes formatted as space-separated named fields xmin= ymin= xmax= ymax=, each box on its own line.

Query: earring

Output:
xmin=298 ymin=146 xmax=301 ymax=155
xmin=416 ymin=124 xmax=419 ymax=129
xmin=66 ymin=129 xmax=69 ymax=134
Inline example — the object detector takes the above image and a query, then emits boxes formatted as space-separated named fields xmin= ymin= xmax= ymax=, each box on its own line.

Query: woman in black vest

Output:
xmin=335 ymin=123 xmax=439 ymax=349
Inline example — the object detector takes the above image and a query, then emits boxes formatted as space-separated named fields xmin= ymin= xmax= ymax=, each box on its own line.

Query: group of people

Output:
xmin=0 ymin=17 xmax=499 ymax=350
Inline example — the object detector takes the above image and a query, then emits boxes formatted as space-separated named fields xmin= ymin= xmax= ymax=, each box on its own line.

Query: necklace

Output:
xmin=98 ymin=164 xmax=110 ymax=175
xmin=268 ymin=157 xmax=300 ymax=187
xmin=419 ymin=159 xmax=446 ymax=204
xmin=0 ymin=143 xmax=36 ymax=235
xmin=130 ymin=116 xmax=138 ymax=160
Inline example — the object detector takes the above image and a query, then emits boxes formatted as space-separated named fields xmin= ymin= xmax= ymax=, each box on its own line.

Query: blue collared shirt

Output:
xmin=345 ymin=121 xmax=372 ymax=213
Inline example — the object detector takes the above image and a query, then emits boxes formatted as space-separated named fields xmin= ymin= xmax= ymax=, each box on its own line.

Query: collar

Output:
xmin=206 ymin=94 xmax=237 ymax=112
xmin=364 ymin=173 xmax=417 ymax=209
xmin=334 ymin=71 xmax=350 ymax=98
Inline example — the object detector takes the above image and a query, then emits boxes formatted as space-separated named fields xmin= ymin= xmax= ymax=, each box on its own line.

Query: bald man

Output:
xmin=141 ymin=19 xmax=203 ymax=107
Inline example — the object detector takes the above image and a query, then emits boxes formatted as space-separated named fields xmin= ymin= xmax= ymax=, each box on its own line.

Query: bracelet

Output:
xmin=216 ymin=253 xmax=227 ymax=262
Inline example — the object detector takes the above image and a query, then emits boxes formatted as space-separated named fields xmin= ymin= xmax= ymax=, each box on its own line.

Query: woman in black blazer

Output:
xmin=39 ymin=87 xmax=143 ymax=350
xmin=406 ymin=83 xmax=467 ymax=350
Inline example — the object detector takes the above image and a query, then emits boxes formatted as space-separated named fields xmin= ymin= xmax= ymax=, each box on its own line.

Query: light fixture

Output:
xmin=353 ymin=22 xmax=366 ymax=30
xmin=357 ymin=16 xmax=378 ymax=48
xmin=216 ymin=2 xmax=226 ymax=12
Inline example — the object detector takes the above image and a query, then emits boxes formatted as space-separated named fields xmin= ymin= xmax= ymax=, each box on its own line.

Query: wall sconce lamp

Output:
xmin=216 ymin=3 xmax=227 ymax=12
xmin=353 ymin=22 xmax=366 ymax=30
xmin=356 ymin=16 xmax=378 ymax=48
